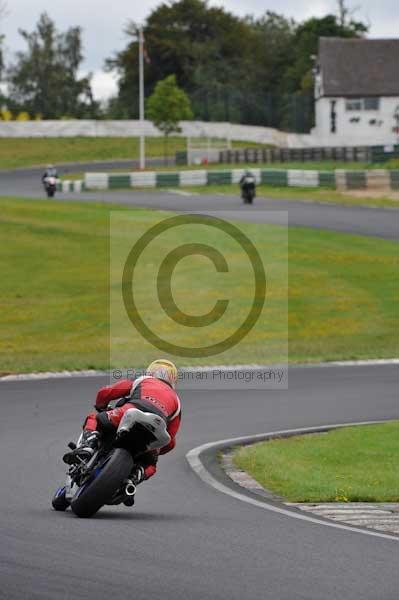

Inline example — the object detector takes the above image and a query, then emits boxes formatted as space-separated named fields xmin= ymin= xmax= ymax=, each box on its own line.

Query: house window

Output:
xmin=364 ymin=97 xmax=380 ymax=110
xmin=346 ymin=98 xmax=380 ymax=111
xmin=346 ymin=99 xmax=363 ymax=111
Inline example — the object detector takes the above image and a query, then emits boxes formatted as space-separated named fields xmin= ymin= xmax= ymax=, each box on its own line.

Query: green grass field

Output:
xmin=178 ymin=184 xmax=399 ymax=209
xmin=166 ymin=160 xmax=376 ymax=171
xmin=0 ymin=135 xmax=392 ymax=172
xmin=1 ymin=197 xmax=399 ymax=373
xmin=0 ymin=137 xmax=185 ymax=169
xmin=233 ymin=422 xmax=399 ymax=502
xmin=0 ymin=137 xmax=269 ymax=170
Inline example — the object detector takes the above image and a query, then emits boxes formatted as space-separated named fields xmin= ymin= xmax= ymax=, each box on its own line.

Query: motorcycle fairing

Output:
xmin=117 ymin=408 xmax=171 ymax=451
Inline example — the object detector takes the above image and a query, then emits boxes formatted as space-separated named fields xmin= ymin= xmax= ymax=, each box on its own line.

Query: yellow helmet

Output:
xmin=147 ymin=359 xmax=178 ymax=389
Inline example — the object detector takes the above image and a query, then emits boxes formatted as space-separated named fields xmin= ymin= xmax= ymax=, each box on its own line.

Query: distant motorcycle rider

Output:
xmin=239 ymin=170 xmax=256 ymax=204
xmin=42 ymin=164 xmax=58 ymax=183
xmin=63 ymin=359 xmax=181 ymax=486
xmin=239 ymin=170 xmax=255 ymax=189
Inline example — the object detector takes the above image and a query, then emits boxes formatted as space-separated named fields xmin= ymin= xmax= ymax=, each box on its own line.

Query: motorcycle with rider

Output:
xmin=52 ymin=359 xmax=181 ymax=518
xmin=42 ymin=164 xmax=59 ymax=198
xmin=239 ymin=170 xmax=256 ymax=204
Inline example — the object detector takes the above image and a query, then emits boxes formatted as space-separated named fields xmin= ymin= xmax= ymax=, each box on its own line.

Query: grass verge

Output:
xmin=0 ymin=137 xmax=185 ymax=169
xmin=178 ymin=184 xmax=399 ymax=209
xmin=157 ymin=160 xmax=378 ymax=171
xmin=1 ymin=197 xmax=399 ymax=373
xmin=233 ymin=422 xmax=399 ymax=502
xmin=60 ymin=175 xmax=399 ymax=209
xmin=0 ymin=137 xmax=269 ymax=170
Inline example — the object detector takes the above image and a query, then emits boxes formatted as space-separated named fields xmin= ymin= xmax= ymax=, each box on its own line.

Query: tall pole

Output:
xmin=139 ymin=26 xmax=145 ymax=170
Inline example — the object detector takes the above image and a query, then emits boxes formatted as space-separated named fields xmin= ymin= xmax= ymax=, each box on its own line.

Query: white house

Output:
xmin=312 ymin=37 xmax=399 ymax=147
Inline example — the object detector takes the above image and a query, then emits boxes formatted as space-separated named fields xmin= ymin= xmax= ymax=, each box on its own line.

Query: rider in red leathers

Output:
xmin=63 ymin=359 xmax=181 ymax=483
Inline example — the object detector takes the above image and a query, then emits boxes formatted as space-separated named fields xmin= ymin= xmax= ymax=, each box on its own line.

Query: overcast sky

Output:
xmin=2 ymin=1 xmax=399 ymax=100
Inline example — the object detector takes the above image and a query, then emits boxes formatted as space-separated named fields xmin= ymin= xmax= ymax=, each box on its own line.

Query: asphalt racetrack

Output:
xmin=2 ymin=162 xmax=399 ymax=239
xmin=1 ymin=166 xmax=399 ymax=599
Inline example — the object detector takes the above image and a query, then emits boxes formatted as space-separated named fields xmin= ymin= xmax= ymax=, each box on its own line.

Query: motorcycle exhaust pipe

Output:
xmin=125 ymin=480 xmax=136 ymax=497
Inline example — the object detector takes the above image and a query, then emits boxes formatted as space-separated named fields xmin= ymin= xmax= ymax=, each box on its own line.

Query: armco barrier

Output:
xmin=367 ymin=170 xmax=390 ymax=190
xmin=288 ymin=170 xmax=319 ymax=188
xmin=180 ymin=170 xmax=207 ymax=185
xmin=345 ymin=171 xmax=367 ymax=190
xmin=156 ymin=172 xmax=180 ymax=187
xmin=319 ymin=172 xmax=336 ymax=188
xmin=58 ymin=169 xmax=399 ymax=193
xmin=207 ymin=170 xmax=232 ymax=185
xmin=261 ymin=170 xmax=288 ymax=186
xmin=131 ymin=172 xmax=156 ymax=187
xmin=57 ymin=180 xmax=85 ymax=193
xmin=109 ymin=174 xmax=131 ymax=189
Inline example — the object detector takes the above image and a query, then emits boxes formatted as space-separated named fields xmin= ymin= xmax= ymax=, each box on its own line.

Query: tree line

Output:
xmin=0 ymin=0 xmax=367 ymax=131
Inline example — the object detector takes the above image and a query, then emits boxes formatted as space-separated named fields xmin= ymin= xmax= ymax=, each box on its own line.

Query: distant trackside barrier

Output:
xmin=59 ymin=169 xmax=399 ymax=193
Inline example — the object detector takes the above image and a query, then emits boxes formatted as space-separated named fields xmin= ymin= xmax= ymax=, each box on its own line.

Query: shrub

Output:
xmin=0 ymin=108 xmax=13 ymax=121
xmin=15 ymin=112 xmax=30 ymax=121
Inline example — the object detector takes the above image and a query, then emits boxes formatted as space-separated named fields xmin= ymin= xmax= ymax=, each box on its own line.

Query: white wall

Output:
xmin=9 ymin=115 xmax=394 ymax=148
xmin=0 ymin=119 xmax=316 ymax=148
xmin=313 ymin=97 xmax=399 ymax=146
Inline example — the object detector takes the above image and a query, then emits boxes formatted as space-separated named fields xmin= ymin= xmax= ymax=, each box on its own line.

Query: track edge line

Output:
xmin=2 ymin=358 xmax=399 ymax=383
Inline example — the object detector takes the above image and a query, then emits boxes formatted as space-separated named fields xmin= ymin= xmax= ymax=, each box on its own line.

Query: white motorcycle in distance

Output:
xmin=43 ymin=176 xmax=58 ymax=197
xmin=42 ymin=166 xmax=59 ymax=198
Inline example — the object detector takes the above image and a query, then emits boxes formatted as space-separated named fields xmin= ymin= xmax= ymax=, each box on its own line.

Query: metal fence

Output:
xmin=189 ymin=90 xmax=314 ymax=134
xmin=219 ymin=145 xmax=399 ymax=165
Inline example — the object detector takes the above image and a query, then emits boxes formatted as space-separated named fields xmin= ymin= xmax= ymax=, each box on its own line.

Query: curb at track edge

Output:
xmin=1 ymin=358 xmax=399 ymax=382
xmin=186 ymin=421 xmax=399 ymax=543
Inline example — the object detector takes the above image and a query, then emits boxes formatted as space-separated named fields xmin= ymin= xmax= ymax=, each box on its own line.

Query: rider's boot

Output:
xmin=63 ymin=430 xmax=102 ymax=465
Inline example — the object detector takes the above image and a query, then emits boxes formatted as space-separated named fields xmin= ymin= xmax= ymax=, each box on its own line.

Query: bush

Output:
xmin=386 ymin=159 xmax=399 ymax=170
xmin=15 ymin=112 xmax=30 ymax=121
xmin=0 ymin=108 xmax=13 ymax=121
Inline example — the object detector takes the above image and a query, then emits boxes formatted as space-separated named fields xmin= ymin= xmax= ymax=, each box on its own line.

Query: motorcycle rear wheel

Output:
xmin=71 ymin=448 xmax=134 ymax=518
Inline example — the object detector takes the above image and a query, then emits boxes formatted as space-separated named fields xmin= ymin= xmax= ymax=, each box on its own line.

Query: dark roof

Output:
xmin=319 ymin=37 xmax=399 ymax=97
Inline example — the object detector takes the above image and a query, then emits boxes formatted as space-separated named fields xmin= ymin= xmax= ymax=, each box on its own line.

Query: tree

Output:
xmin=7 ymin=12 xmax=97 ymax=118
xmin=282 ymin=14 xmax=367 ymax=94
xmin=147 ymin=74 xmax=193 ymax=163
xmin=105 ymin=0 xmax=257 ymax=119
xmin=104 ymin=0 xmax=368 ymax=132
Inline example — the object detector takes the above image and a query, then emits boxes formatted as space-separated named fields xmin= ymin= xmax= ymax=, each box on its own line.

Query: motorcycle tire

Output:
xmin=71 ymin=448 xmax=134 ymax=518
